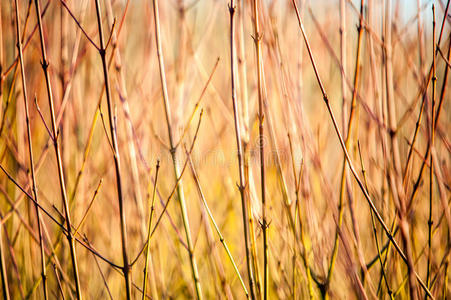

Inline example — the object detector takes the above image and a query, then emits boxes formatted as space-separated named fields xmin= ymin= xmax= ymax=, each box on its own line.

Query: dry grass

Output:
xmin=0 ymin=0 xmax=450 ymax=299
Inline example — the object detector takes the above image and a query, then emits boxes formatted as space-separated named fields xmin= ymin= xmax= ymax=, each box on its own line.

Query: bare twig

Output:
xmin=14 ymin=1 xmax=47 ymax=298
xmin=93 ymin=0 xmax=131 ymax=298
xmin=33 ymin=0 xmax=82 ymax=297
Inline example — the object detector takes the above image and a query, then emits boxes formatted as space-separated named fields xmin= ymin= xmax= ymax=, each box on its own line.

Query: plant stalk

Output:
xmin=14 ymin=0 xmax=47 ymax=298
xmin=251 ymin=0 xmax=268 ymax=298
xmin=93 ymin=0 xmax=132 ymax=298
xmin=426 ymin=5 xmax=436 ymax=296
xmin=229 ymin=1 xmax=257 ymax=299
xmin=142 ymin=161 xmax=160 ymax=300
xmin=33 ymin=0 xmax=82 ymax=298
xmin=151 ymin=0 xmax=203 ymax=298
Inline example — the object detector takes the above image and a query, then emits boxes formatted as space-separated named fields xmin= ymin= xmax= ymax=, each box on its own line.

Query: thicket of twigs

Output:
xmin=0 ymin=0 xmax=450 ymax=299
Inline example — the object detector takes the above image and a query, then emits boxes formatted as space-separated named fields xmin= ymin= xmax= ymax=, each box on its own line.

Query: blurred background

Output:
xmin=0 ymin=0 xmax=449 ymax=298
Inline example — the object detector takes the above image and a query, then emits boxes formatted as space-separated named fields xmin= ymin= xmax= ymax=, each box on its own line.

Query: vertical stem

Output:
xmin=327 ymin=0 xmax=364 ymax=292
xmin=237 ymin=3 xmax=261 ymax=293
xmin=14 ymin=0 xmax=47 ymax=298
xmin=33 ymin=0 xmax=82 ymax=298
xmin=151 ymin=1 xmax=203 ymax=298
xmin=426 ymin=5 xmax=436 ymax=296
xmin=228 ymin=1 xmax=256 ymax=299
xmin=143 ymin=161 xmax=160 ymax=300
xmin=237 ymin=6 xmax=262 ymax=292
xmin=93 ymin=0 xmax=131 ymax=298
xmin=252 ymin=0 xmax=267 ymax=298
